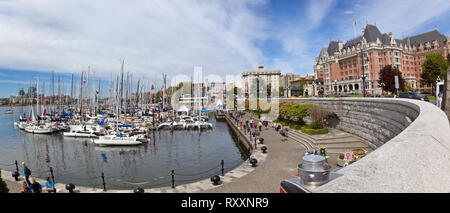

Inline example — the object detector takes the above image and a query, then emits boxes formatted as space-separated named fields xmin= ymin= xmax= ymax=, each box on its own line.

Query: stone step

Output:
xmin=326 ymin=147 xmax=373 ymax=154
xmin=317 ymin=142 xmax=369 ymax=149
xmin=313 ymin=135 xmax=356 ymax=141
xmin=310 ymin=138 xmax=362 ymax=144
xmin=287 ymin=135 xmax=314 ymax=150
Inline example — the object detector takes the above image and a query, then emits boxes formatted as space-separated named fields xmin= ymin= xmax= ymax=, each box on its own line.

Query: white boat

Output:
xmin=4 ymin=109 xmax=13 ymax=114
xmin=24 ymin=125 xmax=53 ymax=134
xmin=64 ymin=125 xmax=97 ymax=138
xmin=93 ymin=135 xmax=142 ymax=146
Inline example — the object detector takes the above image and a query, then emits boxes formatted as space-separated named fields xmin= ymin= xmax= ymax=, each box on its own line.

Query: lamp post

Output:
xmin=312 ymin=82 xmax=316 ymax=97
xmin=361 ymin=74 xmax=367 ymax=97
xmin=379 ymin=83 xmax=385 ymax=97
xmin=334 ymin=80 xmax=338 ymax=96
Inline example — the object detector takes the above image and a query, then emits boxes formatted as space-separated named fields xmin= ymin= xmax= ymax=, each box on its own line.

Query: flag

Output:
xmin=151 ymin=84 xmax=154 ymax=90
xmin=43 ymin=109 xmax=46 ymax=116
xmin=353 ymin=18 xmax=356 ymax=25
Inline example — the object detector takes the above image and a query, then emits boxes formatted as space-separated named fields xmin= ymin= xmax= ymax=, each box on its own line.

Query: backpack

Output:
xmin=26 ymin=167 xmax=31 ymax=176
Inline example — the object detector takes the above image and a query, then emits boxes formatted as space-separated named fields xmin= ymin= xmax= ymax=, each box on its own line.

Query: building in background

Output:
xmin=315 ymin=24 xmax=450 ymax=95
xmin=242 ymin=66 xmax=280 ymax=98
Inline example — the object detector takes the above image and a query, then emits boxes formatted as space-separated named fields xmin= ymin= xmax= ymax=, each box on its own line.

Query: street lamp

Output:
xmin=334 ymin=80 xmax=338 ymax=96
xmin=312 ymin=82 xmax=316 ymax=97
xmin=361 ymin=74 xmax=367 ymax=97
xmin=379 ymin=82 xmax=385 ymax=97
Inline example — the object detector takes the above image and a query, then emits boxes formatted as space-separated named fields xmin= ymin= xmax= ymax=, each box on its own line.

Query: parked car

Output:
xmin=399 ymin=92 xmax=429 ymax=102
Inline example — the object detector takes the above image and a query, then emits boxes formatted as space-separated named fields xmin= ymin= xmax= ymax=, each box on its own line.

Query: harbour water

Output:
xmin=0 ymin=106 xmax=248 ymax=189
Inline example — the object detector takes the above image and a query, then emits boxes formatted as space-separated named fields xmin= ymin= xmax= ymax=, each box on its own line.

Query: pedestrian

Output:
xmin=45 ymin=177 xmax=56 ymax=193
xmin=258 ymin=121 xmax=262 ymax=131
xmin=284 ymin=128 xmax=289 ymax=141
xmin=22 ymin=162 xmax=31 ymax=186
xmin=20 ymin=181 xmax=32 ymax=193
xmin=249 ymin=120 xmax=253 ymax=128
xmin=436 ymin=93 xmax=442 ymax=109
xmin=29 ymin=178 xmax=42 ymax=193
xmin=280 ymin=128 xmax=285 ymax=142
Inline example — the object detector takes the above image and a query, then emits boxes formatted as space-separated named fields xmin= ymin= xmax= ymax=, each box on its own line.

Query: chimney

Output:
xmin=389 ymin=32 xmax=393 ymax=38
xmin=338 ymin=40 xmax=343 ymax=51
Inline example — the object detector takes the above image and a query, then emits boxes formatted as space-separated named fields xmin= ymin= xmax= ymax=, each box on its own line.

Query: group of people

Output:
xmin=20 ymin=162 xmax=56 ymax=193
xmin=274 ymin=124 xmax=289 ymax=142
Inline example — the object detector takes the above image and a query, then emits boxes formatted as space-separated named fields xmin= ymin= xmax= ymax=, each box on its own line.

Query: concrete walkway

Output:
xmin=205 ymin=113 xmax=306 ymax=193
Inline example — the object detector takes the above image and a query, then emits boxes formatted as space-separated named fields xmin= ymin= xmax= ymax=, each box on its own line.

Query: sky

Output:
xmin=0 ymin=0 xmax=449 ymax=98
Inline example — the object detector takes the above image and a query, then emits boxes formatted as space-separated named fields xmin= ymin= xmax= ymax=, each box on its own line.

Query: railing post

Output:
xmin=101 ymin=172 xmax=106 ymax=191
xmin=15 ymin=160 xmax=18 ymax=172
xmin=170 ymin=170 xmax=175 ymax=188
xmin=50 ymin=167 xmax=55 ymax=183
xmin=221 ymin=160 xmax=224 ymax=176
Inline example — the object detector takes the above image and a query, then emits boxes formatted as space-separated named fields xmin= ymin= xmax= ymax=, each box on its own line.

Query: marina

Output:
xmin=0 ymin=106 xmax=248 ymax=190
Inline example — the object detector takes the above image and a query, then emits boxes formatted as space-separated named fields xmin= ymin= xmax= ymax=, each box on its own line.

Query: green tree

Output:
xmin=421 ymin=53 xmax=449 ymax=94
xmin=0 ymin=169 xmax=9 ymax=193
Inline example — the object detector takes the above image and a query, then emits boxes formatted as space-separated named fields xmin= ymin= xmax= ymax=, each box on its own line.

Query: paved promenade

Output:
xmin=205 ymin=113 xmax=307 ymax=193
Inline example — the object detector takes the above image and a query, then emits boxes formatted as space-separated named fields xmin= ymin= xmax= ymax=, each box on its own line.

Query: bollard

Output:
xmin=221 ymin=160 xmax=224 ymax=176
xmin=170 ymin=170 xmax=175 ymax=188
xmin=261 ymin=146 xmax=267 ymax=153
xmin=15 ymin=160 xmax=19 ymax=172
xmin=259 ymin=138 xmax=264 ymax=144
xmin=12 ymin=171 xmax=20 ymax=181
xmin=254 ymin=138 xmax=257 ymax=149
xmin=50 ymin=167 xmax=55 ymax=183
xmin=101 ymin=172 xmax=106 ymax=191
xmin=210 ymin=175 xmax=221 ymax=185
xmin=250 ymin=158 xmax=258 ymax=167
xmin=133 ymin=187 xmax=144 ymax=193
xmin=65 ymin=183 xmax=75 ymax=193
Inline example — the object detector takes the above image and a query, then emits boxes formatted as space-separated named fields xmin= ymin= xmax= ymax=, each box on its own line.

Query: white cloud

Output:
xmin=0 ymin=0 xmax=268 ymax=80
xmin=305 ymin=0 xmax=336 ymax=30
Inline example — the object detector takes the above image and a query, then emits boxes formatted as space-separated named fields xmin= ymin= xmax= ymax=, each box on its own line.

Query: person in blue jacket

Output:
xmin=21 ymin=162 xmax=31 ymax=186
xmin=45 ymin=177 xmax=56 ymax=193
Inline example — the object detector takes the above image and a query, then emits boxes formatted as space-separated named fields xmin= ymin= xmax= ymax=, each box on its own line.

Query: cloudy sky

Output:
xmin=0 ymin=0 xmax=449 ymax=97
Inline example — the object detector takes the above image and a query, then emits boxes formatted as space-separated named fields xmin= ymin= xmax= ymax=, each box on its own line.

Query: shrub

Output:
xmin=301 ymin=126 xmax=328 ymax=135
xmin=0 ymin=169 xmax=9 ymax=193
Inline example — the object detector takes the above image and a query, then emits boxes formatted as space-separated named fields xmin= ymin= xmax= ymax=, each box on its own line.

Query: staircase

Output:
xmin=286 ymin=128 xmax=372 ymax=154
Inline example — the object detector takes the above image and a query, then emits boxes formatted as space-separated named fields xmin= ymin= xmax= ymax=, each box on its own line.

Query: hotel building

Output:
xmin=315 ymin=24 xmax=450 ymax=95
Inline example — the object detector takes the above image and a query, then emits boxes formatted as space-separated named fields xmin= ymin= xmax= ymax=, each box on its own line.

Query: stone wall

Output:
xmin=281 ymin=98 xmax=420 ymax=149
xmin=281 ymin=98 xmax=450 ymax=192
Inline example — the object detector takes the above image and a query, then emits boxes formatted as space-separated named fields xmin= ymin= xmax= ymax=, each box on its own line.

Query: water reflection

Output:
xmin=0 ymin=106 xmax=248 ymax=189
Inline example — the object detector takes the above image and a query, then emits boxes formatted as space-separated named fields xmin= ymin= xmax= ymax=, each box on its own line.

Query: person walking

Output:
xmin=21 ymin=162 xmax=31 ymax=186
xmin=45 ymin=177 xmax=56 ymax=193
xmin=258 ymin=121 xmax=262 ymax=131
xmin=29 ymin=178 xmax=42 ymax=193
xmin=436 ymin=93 xmax=443 ymax=109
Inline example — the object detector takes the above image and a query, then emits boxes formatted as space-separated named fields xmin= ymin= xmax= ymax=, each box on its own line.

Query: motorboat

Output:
xmin=4 ymin=109 xmax=13 ymax=114
xmin=92 ymin=134 xmax=142 ymax=146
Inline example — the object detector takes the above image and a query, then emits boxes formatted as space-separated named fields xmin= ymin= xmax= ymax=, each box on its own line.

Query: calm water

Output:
xmin=0 ymin=106 xmax=248 ymax=189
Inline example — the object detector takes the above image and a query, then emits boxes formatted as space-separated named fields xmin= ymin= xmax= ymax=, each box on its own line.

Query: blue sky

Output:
xmin=0 ymin=0 xmax=449 ymax=98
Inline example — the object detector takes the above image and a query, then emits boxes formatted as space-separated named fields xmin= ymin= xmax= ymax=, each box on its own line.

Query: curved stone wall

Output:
xmin=281 ymin=98 xmax=421 ymax=149
xmin=281 ymin=98 xmax=450 ymax=192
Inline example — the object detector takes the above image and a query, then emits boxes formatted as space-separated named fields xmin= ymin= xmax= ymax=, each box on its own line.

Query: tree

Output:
xmin=0 ymin=169 xmax=9 ymax=193
xmin=421 ymin=53 xmax=449 ymax=93
xmin=378 ymin=65 xmax=405 ymax=93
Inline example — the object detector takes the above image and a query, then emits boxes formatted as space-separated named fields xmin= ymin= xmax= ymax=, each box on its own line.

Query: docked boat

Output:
xmin=24 ymin=125 xmax=53 ymax=134
xmin=92 ymin=135 xmax=142 ymax=146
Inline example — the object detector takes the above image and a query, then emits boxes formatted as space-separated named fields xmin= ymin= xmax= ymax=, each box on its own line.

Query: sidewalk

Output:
xmin=205 ymin=113 xmax=306 ymax=193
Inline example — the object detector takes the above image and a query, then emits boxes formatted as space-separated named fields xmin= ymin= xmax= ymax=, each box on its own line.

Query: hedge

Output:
xmin=301 ymin=126 xmax=329 ymax=135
